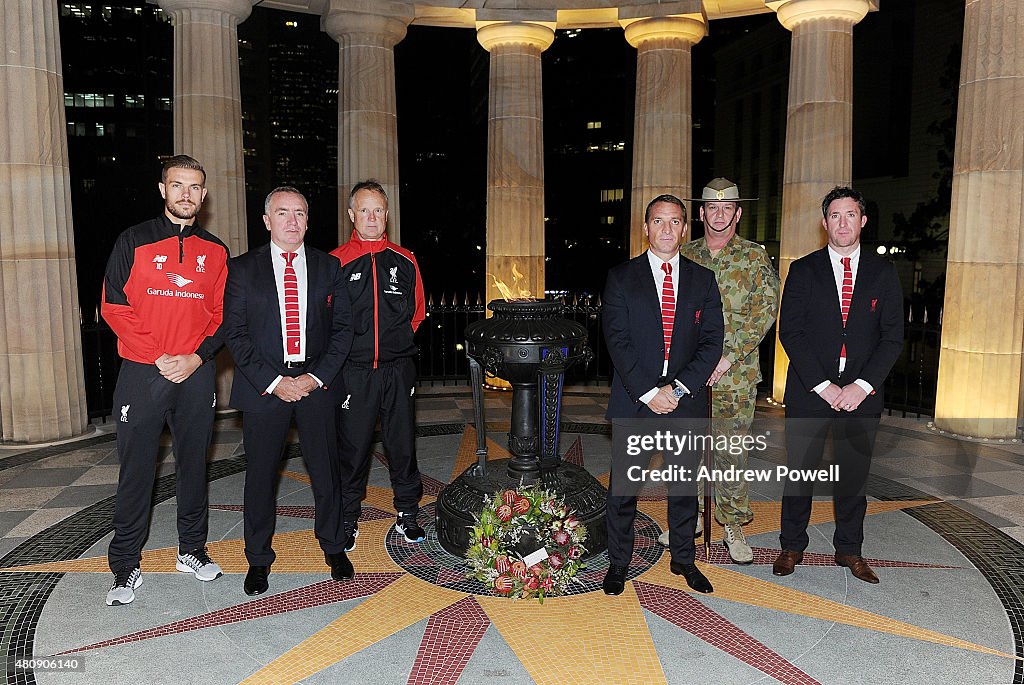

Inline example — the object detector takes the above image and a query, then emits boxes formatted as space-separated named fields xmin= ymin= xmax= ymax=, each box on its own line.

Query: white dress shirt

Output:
xmin=266 ymin=242 xmax=321 ymax=393
xmin=811 ymin=245 xmax=873 ymax=396
xmin=639 ymin=250 xmax=689 ymax=405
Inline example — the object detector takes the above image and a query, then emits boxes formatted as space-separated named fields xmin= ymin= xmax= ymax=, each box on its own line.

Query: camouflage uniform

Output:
xmin=680 ymin=234 xmax=779 ymax=525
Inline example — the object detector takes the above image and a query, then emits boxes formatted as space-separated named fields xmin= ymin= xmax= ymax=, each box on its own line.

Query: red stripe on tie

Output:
xmin=660 ymin=262 xmax=676 ymax=361
xmin=282 ymin=252 xmax=301 ymax=358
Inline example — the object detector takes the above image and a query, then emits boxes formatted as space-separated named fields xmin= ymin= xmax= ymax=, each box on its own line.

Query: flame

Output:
xmin=487 ymin=263 xmax=535 ymax=301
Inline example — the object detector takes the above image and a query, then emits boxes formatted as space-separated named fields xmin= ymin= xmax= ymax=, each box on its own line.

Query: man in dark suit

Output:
xmin=602 ymin=194 xmax=724 ymax=596
xmin=224 ymin=186 xmax=354 ymax=596
xmin=774 ymin=186 xmax=903 ymax=584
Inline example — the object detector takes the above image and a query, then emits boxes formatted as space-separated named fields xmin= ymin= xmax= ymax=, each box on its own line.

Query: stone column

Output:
xmin=935 ymin=0 xmax=1024 ymax=439
xmin=623 ymin=16 xmax=706 ymax=258
xmin=0 ymin=0 xmax=89 ymax=441
xmin=158 ymin=0 xmax=250 ymax=256
xmin=768 ymin=0 xmax=872 ymax=403
xmin=477 ymin=21 xmax=555 ymax=305
xmin=324 ymin=2 xmax=412 ymax=244
xmin=159 ymin=0 xmax=251 ymax=411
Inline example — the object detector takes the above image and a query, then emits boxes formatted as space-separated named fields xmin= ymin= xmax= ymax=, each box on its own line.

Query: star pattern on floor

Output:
xmin=1 ymin=426 xmax=1018 ymax=684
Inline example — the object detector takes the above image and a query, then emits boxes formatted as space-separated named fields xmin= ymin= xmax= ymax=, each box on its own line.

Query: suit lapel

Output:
xmin=258 ymin=244 xmax=284 ymax=342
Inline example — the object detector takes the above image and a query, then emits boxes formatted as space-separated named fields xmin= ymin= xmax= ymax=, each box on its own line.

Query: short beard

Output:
xmin=166 ymin=201 xmax=199 ymax=221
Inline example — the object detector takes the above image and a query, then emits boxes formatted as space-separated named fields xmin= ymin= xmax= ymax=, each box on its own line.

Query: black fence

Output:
xmin=78 ymin=298 xmax=941 ymax=419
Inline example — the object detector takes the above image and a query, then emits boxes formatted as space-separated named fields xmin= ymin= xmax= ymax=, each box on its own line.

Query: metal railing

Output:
xmin=77 ymin=298 xmax=941 ymax=419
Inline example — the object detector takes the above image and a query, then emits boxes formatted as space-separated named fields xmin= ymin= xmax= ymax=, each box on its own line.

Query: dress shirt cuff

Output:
xmin=308 ymin=373 xmax=323 ymax=388
xmin=812 ymin=380 xmax=831 ymax=395
xmin=853 ymin=378 xmax=874 ymax=394
xmin=265 ymin=375 xmax=284 ymax=395
xmin=639 ymin=387 xmax=659 ymax=405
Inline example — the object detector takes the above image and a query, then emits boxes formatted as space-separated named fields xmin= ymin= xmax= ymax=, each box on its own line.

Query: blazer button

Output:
xmin=841 ymin=332 xmax=847 ymax=337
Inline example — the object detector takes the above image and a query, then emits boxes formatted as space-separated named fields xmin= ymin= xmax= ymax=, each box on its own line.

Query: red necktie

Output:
xmin=282 ymin=252 xmax=301 ymax=356
xmin=840 ymin=256 xmax=852 ymax=359
xmin=661 ymin=262 xmax=675 ymax=361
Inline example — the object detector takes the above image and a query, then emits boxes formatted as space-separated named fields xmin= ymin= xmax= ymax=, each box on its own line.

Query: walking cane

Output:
xmin=703 ymin=386 xmax=713 ymax=561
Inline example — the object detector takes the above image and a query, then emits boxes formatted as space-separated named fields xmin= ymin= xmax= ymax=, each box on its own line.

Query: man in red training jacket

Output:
xmin=330 ymin=180 xmax=427 ymax=551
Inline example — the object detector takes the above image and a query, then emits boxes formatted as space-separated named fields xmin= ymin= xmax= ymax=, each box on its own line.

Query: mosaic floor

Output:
xmin=1 ymin=388 xmax=1023 ymax=684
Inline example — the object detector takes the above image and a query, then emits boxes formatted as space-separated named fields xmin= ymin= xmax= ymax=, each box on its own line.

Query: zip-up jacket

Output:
xmin=101 ymin=214 xmax=229 ymax=364
xmin=330 ymin=233 xmax=425 ymax=367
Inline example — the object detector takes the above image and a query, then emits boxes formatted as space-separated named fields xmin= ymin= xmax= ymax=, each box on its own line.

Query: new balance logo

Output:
xmin=389 ymin=267 xmax=398 ymax=283
xmin=196 ymin=255 xmax=206 ymax=273
xmin=349 ymin=272 xmax=362 ymax=281
xmin=167 ymin=273 xmax=194 ymax=287
xmin=153 ymin=255 xmax=168 ymax=270
xmin=341 ymin=394 xmax=351 ymax=410
xmin=120 ymin=404 xmax=130 ymax=422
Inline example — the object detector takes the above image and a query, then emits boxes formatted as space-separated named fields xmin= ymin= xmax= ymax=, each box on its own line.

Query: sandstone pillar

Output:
xmin=324 ymin=2 xmax=412 ymax=244
xmin=477 ymin=21 xmax=555 ymax=305
xmin=935 ymin=0 xmax=1024 ymax=438
xmin=768 ymin=0 xmax=871 ymax=402
xmin=158 ymin=0 xmax=250 ymax=256
xmin=623 ymin=16 xmax=706 ymax=257
xmin=0 ymin=0 xmax=89 ymax=441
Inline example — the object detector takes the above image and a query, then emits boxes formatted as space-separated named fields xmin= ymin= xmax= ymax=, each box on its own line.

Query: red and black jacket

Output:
xmin=101 ymin=214 xmax=229 ymax=364
xmin=330 ymin=234 xmax=425 ymax=367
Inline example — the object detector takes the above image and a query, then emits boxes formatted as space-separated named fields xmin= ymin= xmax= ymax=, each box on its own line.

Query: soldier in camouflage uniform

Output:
xmin=658 ymin=178 xmax=779 ymax=563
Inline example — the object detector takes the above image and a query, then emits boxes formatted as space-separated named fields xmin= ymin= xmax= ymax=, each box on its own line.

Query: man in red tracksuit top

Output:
xmin=100 ymin=155 xmax=229 ymax=606
xmin=331 ymin=180 xmax=426 ymax=550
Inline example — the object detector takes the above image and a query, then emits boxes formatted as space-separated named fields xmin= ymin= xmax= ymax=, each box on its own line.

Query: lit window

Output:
xmin=586 ymin=121 xmax=602 ymax=130
xmin=600 ymin=216 xmax=615 ymax=225
xmin=600 ymin=188 xmax=624 ymax=202
xmin=285 ymin=20 xmax=298 ymax=28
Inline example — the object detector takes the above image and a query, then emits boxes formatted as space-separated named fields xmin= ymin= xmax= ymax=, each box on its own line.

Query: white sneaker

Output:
xmin=723 ymin=524 xmax=753 ymax=564
xmin=176 ymin=547 xmax=223 ymax=581
xmin=657 ymin=515 xmax=704 ymax=547
xmin=106 ymin=566 xmax=142 ymax=606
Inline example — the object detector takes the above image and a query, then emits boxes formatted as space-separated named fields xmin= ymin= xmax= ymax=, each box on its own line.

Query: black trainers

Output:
xmin=396 ymin=511 xmax=425 ymax=542
xmin=343 ymin=521 xmax=359 ymax=553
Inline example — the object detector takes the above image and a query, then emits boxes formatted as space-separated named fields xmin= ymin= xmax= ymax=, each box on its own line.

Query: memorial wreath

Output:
xmin=466 ymin=486 xmax=588 ymax=603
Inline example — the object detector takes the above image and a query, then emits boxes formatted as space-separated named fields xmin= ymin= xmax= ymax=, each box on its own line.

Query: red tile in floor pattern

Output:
xmin=407 ymin=596 xmax=489 ymax=685
xmin=57 ymin=573 xmax=404 ymax=655
xmin=437 ymin=567 xmax=468 ymax=585
xmin=360 ymin=506 xmax=395 ymax=522
xmin=634 ymin=581 xmax=822 ymax=685
xmin=563 ymin=436 xmax=584 ymax=466
xmin=403 ymin=551 xmax=435 ymax=566
xmin=420 ymin=473 xmax=447 ymax=496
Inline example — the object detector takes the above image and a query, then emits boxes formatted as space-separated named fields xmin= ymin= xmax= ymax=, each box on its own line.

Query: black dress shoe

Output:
xmin=325 ymin=551 xmax=354 ymax=581
xmin=603 ymin=564 xmax=628 ymax=596
xmin=670 ymin=561 xmax=714 ymax=594
xmin=244 ymin=565 xmax=269 ymax=596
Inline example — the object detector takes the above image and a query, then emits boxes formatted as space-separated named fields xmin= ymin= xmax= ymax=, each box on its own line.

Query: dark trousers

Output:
xmin=606 ymin=418 xmax=699 ymax=566
xmin=108 ymin=360 xmax=216 ymax=572
xmin=337 ymin=357 xmax=422 ymax=522
xmin=779 ymin=414 xmax=878 ymax=556
xmin=242 ymin=386 xmax=346 ymax=566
